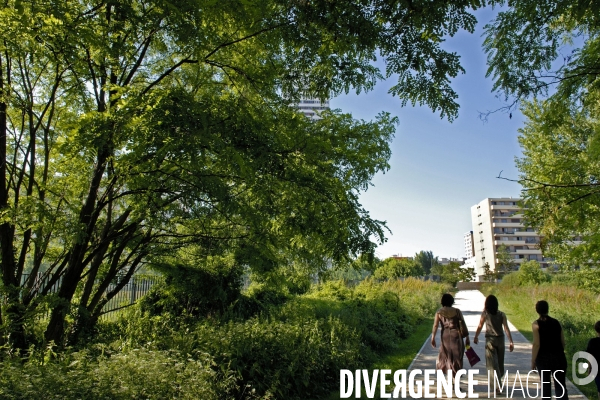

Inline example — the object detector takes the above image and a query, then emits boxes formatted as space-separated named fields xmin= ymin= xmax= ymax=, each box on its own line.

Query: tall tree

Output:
xmin=414 ymin=250 xmax=439 ymax=275
xmin=432 ymin=261 xmax=475 ymax=287
xmin=0 ymin=0 xmax=484 ymax=347
xmin=484 ymin=0 xmax=600 ymax=268
xmin=516 ymin=95 xmax=600 ymax=267
xmin=495 ymin=244 xmax=516 ymax=277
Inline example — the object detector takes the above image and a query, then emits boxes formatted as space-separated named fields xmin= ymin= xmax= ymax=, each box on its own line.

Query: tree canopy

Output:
xmin=374 ymin=257 xmax=424 ymax=280
xmin=517 ymin=94 xmax=600 ymax=267
xmin=431 ymin=261 xmax=475 ymax=287
xmin=485 ymin=0 xmax=600 ymax=268
xmin=414 ymin=250 xmax=439 ymax=275
xmin=0 ymin=0 xmax=486 ymax=348
xmin=484 ymin=0 xmax=600 ymax=109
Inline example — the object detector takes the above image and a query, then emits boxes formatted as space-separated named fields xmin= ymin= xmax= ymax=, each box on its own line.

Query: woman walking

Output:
xmin=532 ymin=300 xmax=568 ymax=400
xmin=473 ymin=295 xmax=514 ymax=385
xmin=431 ymin=293 xmax=470 ymax=375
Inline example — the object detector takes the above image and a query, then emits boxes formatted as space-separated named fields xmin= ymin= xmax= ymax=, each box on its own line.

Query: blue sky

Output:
xmin=330 ymin=7 xmax=524 ymax=260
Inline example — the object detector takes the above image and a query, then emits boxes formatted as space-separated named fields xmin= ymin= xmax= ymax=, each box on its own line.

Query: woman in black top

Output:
xmin=532 ymin=300 xmax=568 ymax=400
xmin=587 ymin=320 xmax=600 ymax=400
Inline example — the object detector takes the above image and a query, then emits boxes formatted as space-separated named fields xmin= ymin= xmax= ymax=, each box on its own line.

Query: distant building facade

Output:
xmin=439 ymin=257 xmax=466 ymax=266
xmin=295 ymin=97 xmax=330 ymax=119
xmin=464 ymin=231 xmax=475 ymax=259
xmin=470 ymin=197 xmax=550 ymax=281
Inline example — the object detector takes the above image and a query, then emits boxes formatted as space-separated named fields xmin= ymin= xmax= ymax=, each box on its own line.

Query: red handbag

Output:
xmin=465 ymin=345 xmax=481 ymax=367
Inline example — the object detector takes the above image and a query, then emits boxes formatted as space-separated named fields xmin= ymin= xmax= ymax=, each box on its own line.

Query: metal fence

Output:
xmin=19 ymin=273 xmax=160 ymax=319
xmin=101 ymin=276 xmax=160 ymax=318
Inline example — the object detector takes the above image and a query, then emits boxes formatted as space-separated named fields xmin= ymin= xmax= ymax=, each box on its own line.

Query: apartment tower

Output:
xmin=471 ymin=198 xmax=547 ymax=281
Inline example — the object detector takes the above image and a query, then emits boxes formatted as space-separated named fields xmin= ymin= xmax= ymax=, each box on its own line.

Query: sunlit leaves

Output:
xmin=517 ymin=94 xmax=600 ymax=267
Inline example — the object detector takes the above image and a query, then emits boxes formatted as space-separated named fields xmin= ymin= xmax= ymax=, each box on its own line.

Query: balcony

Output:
xmin=515 ymin=248 xmax=541 ymax=254
xmin=492 ymin=222 xmax=523 ymax=228
xmin=490 ymin=204 xmax=520 ymax=210
xmin=492 ymin=213 xmax=519 ymax=218
xmin=513 ymin=230 xmax=538 ymax=235
xmin=494 ymin=240 xmax=526 ymax=246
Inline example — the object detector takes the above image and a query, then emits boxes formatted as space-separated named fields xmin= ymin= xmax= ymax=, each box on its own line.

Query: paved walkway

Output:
xmin=402 ymin=290 xmax=586 ymax=399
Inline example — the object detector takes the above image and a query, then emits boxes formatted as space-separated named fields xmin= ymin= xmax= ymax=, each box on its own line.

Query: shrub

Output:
xmin=374 ymin=258 xmax=424 ymax=279
xmin=139 ymin=262 xmax=243 ymax=319
xmin=519 ymin=260 xmax=551 ymax=285
xmin=3 ymin=279 xmax=446 ymax=400
xmin=0 ymin=346 xmax=236 ymax=400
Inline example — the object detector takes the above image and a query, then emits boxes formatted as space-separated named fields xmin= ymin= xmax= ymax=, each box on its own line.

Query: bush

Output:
xmin=138 ymin=262 xmax=243 ymax=320
xmin=374 ymin=258 xmax=424 ymax=279
xmin=499 ymin=271 xmax=522 ymax=287
xmin=3 ymin=279 xmax=447 ymax=400
xmin=553 ymin=267 xmax=600 ymax=293
xmin=0 ymin=346 xmax=236 ymax=400
xmin=498 ymin=261 xmax=551 ymax=287
xmin=519 ymin=260 xmax=551 ymax=285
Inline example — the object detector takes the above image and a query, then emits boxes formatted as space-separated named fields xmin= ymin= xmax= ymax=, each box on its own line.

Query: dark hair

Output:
xmin=595 ymin=320 xmax=600 ymax=334
xmin=485 ymin=295 xmax=499 ymax=315
xmin=535 ymin=300 xmax=549 ymax=315
xmin=441 ymin=293 xmax=454 ymax=307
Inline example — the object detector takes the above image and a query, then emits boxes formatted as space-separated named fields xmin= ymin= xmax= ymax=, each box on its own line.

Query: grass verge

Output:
xmin=320 ymin=316 xmax=434 ymax=400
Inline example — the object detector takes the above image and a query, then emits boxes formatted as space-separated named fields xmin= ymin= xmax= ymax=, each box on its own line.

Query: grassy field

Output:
xmin=482 ymin=283 xmax=600 ymax=399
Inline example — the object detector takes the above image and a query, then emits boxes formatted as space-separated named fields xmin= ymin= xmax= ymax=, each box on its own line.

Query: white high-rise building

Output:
xmin=295 ymin=98 xmax=330 ymax=119
xmin=470 ymin=198 xmax=548 ymax=281
xmin=464 ymin=231 xmax=475 ymax=258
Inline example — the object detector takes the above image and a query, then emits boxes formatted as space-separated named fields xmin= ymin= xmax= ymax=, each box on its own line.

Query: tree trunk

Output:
xmin=44 ymin=146 xmax=110 ymax=345
xmin=0 ymin=52 xmax=27 ymax=350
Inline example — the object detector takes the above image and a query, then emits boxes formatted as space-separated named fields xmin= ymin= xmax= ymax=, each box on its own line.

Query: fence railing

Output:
xmin=101 ymin=276 xmax=160 ymax=318
xmin=19 ymin=273 xmax=160 ymax=319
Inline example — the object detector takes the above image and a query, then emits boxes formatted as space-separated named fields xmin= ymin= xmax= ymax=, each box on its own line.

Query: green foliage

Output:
xmin=484 ymin=0 xmax=600 ymax=103
xmin=0 ymin=346 xmax=236 ymax=400
xmin=374 ymin=257 xmax=424 ymax=280
xmin=553 ymin=268 xmax=600 ymax=293
xmin=491 ymin=0 xmax=600 ymax=269
xmin=516 ymin=94 xmax=600 ymax=267
xmin=499 ymin=271 xmax=522 ymax=287
xmin=414 ymin=250 xmax=438 ymax=275
xmin=0 ymin=279 xmax=446 ymax=399
xmin=482 ymin=262 xmax=496 ymax=282
xmin=500 ymin=261 xmax=551 ymax=286
xmin=495 ymin=244 xmax=517 ymax=277
xmin=0 ymin=0 xmax=487 ymax=347
xmin=432 ymin=261 xmax=475 ymax=287
xmin=519 ymin=260 xmax=552 ymax=285
xmin=138 ymin=262 xmax=243 ymax=320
